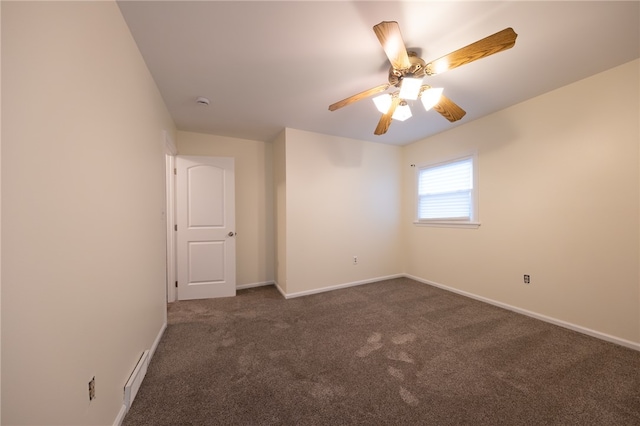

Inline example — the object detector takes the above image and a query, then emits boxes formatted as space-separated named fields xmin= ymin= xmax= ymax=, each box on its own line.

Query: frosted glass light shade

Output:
xmin=373 ymin=94 xmax=392 ymax=113
xmin=399 ymin=77 xmax=423 ymax=100
xmin=393 ymin=103 xmax=412 ymax=121
xmin=372 ymin=94 xmax=412 ymax=121
xmin=421 ymin=87 xmax=444 ymax=111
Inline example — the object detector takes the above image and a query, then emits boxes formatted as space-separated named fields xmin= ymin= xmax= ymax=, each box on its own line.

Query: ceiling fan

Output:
xmin=328 ymin=21 xmax=518 ymax=135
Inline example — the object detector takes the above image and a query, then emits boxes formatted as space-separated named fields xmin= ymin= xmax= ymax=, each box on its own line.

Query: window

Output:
xmin=415 ymin=154 xmax=479 ymax=228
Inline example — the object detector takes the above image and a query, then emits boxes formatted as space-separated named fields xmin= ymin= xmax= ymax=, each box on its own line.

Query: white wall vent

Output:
xmin=124 ymin=349 xmax=150 ymax=412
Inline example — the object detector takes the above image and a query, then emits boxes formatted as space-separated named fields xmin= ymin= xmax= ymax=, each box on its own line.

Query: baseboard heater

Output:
xmin=124 ymin=349 xmax=150 ymax=412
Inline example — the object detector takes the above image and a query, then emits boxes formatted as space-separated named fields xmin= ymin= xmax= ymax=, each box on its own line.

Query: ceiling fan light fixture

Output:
xmin=399 ymin=76 xmax=423 ymax=100
xmin=330 ymin=24 xmax=516 ymax=135
xmin=421 ymin=87 xmax=444 ymax=111
xmin=393 ymin=102 xmax=412 ymax=121
xmin=373 ymin=93 xmax=392 ymax=114
xmin=373 ymin=94 xmax=412 ymax=121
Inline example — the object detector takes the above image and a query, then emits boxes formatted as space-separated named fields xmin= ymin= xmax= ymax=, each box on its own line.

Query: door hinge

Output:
xmin=174 ymin=168 xmax=177 ymax=175
xmin=174 ymin=224 xmax=177 ymax=231
xmin=175 ymin=281 xmax=178 ymax=288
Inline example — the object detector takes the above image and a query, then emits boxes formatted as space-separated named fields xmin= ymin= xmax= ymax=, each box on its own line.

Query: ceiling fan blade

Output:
xmin=328 ymin=84 xmax=390 ymax=111
xmin=425 ymin=27 xmax=517 ymax=76
xmin=373 ymin=21 xmax=411 ymax=70
xmin=374 ymin=96 xmax=401 ymax=135
xmin=433 ymin=95 xmax=466 ymax=122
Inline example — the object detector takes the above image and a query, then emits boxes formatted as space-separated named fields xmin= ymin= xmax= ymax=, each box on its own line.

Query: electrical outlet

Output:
xmin=524 ymin=274 xmax=530 ymax=284
xmin=88 ymin=376 xmax=96 ymax=401
xmin=353 ymin=256 xmax=358 ymax=265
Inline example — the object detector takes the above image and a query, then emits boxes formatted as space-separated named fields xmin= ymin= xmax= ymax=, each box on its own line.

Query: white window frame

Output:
xmin=413 ymin=152 xmax=480 ymax=229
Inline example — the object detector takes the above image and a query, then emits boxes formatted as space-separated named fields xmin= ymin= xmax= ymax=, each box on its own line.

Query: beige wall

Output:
xmin=282 ymin=129 xmax=403 ymax=295
xmin=177 ymin=131 xmax=274 ymax=287
xmin=2 ymin=2 xmax=175 ymax=425
xmin=402 ymin=59 xmax=640 ymax=344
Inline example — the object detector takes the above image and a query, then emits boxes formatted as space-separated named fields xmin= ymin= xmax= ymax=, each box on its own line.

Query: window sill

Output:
xmin=413 ymin=221 xmax=481 ymax=229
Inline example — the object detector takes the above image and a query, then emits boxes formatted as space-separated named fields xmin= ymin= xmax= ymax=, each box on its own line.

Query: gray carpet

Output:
xmin=123 ymin=278 xmax=640 ymax=425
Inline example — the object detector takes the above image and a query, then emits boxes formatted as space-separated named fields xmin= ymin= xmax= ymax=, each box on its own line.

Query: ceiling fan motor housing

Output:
xmin=388 ymin=52 xmax=426 ymax=87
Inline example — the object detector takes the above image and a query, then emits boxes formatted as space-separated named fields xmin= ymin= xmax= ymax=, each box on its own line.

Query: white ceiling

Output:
xmin=118 ymin=1 xmax=639 ymax=146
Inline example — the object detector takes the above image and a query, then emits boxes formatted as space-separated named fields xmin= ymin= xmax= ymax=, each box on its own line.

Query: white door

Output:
xmin=176 ymin=156 xmax=236 ymax=300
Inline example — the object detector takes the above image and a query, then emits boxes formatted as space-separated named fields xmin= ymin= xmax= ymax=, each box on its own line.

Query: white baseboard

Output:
xmin=236 ymin=280 xmax=274 ymax=290
xmin=280 ymin=274 xmax=404 ymax=299
xmin=274 ymin=280 xmax=286 ymax=298
xmin=113 ymin=404 xmax=127 ymax=426
xmin=113 ymin=320 xmax=167 ymax=426
xmin=150 ymin=321 xmax=167 ymax=360
xmin=406 ymin=274 xmax=640 ymax=352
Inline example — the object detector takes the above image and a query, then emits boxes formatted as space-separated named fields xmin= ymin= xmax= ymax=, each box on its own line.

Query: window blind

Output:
xmin=418 ymin=157 xmax=473 ymax=220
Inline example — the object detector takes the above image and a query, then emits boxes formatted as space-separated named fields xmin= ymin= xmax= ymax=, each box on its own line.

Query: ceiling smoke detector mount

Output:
xmin=196 ymin=96 xmax=210 ymax=106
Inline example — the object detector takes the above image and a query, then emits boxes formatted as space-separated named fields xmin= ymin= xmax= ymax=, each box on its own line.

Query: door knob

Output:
xmin=228 ymin=231 xmax=236 ymax=237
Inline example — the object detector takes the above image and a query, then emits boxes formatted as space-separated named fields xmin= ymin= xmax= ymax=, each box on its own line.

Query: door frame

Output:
xmin=163 ymin=130 xmax=177 ymax=303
